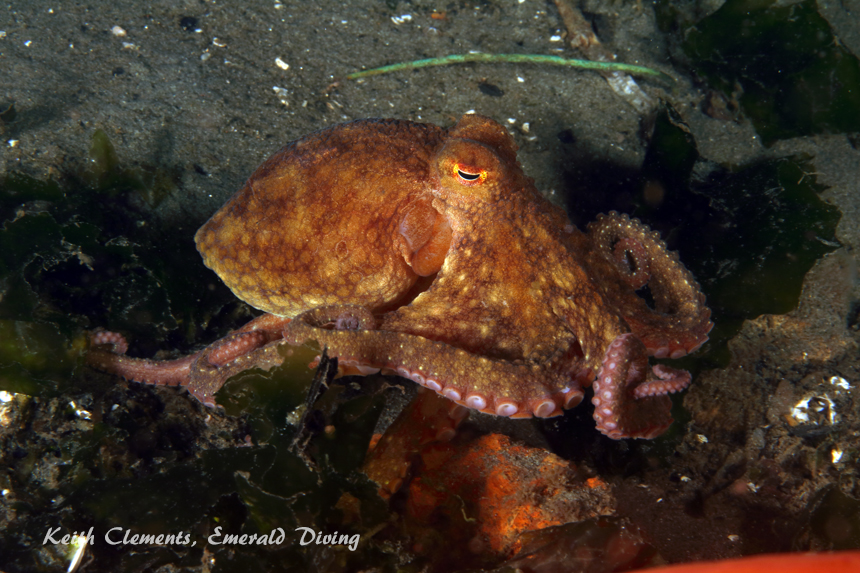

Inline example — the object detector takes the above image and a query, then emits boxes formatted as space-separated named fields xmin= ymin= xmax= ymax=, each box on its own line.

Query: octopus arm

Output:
xmin=283 ymin=305 xmax=586 ymax=419
xmin=592 ymin=333 xmax=691 ymax=439
xmin=86 ymin=314 xmax=292 ymax=407
xmin=587 ymin=212 xmax=713 ymax=359
xmin=87 ymin=331 xmax=198 ymax=387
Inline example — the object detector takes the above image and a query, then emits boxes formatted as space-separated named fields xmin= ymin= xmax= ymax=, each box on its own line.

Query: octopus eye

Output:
xmin=453 ymin=163 xmax=487 ymax=185
xmin=457 ymin=169 xmax=481 ymax=181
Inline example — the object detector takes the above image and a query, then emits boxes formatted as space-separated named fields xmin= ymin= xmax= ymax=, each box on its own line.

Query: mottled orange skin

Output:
xmin=196 ymin=119 xmax=449 ymax=315
xmin=89 ymin=114 xmax=711 ymax=439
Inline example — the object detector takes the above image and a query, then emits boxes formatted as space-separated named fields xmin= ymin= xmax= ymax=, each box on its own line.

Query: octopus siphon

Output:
xmin=87 ymin=114 xmax=712 ymax=439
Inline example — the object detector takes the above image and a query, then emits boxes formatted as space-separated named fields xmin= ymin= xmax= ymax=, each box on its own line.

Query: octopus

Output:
xmin=87 ymin=113 xmax=712 ymax=439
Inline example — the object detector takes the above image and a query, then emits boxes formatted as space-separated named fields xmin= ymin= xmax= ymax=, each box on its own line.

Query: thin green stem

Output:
xmin=347 ymin=53 xmax=674 ymax=85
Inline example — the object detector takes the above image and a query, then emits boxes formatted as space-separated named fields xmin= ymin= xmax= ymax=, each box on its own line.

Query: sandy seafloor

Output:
xmin=1 ymin=0 xmax=860 ymax=571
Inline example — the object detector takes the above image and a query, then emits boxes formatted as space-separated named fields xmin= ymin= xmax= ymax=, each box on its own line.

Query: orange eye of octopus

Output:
xmin=453 ymin=164 xmax=487 ymax=185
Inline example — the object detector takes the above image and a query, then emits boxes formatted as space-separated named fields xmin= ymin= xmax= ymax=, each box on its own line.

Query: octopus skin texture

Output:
xmin=87 ymin=113 xmax=712 ymax=440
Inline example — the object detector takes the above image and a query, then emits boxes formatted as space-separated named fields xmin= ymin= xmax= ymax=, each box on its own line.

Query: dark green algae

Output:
xmin=657 ymin=0 xmax=860 ymax=145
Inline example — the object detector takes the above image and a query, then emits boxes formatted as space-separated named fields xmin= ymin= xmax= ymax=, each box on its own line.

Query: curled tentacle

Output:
xmin=285 ymin=305 xmax=585 ymax=419
xmin=86 ymin=314 xmax=292 ymax=407
xmin=90 ymin=330 xmax=129 ymax=355
xmin=591 ymin=333 xmax=691 ymax=440
xmin=588 ymin=212 xmax=712 ymax=359
xmin=87 ymin=331 xmax=200 ymax=387
xmin=633 ymin=363 xmax=691 ymax=399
